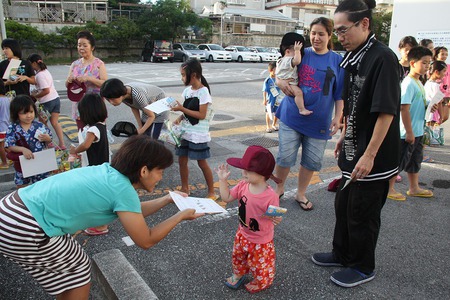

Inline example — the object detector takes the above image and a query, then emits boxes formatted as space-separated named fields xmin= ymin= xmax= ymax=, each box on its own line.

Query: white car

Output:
xmin=224 ymin=45 xmax=260 ymax=63
xmin=267 ymin=47 xmax=282 ymax=59
xmin=197 ymin=44 xmax=232 ymax=62
xmin=248 ymin=46 xmax=279 ymax=62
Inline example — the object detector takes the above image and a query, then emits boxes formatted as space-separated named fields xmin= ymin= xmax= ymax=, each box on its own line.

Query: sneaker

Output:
xmin=330 ymin=268 xmax=375 ymax=288
xmin=311 ymin=252 xmax=343 ymax=267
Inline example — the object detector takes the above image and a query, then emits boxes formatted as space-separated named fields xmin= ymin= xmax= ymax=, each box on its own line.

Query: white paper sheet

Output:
xmin=2 ymin=59 xmax=21 ymax=80
xmin=144 ymin=97 xmax=176 ymax=114
xmin=169 ymin=191 xmax=227 ymax=214
xmin=19 ymin=148 xmax=58 ymax=178
xmin=425 ymin=90 xmax=445 ymax=122
xmin=77 ymin=130 xmax=89 ymax=167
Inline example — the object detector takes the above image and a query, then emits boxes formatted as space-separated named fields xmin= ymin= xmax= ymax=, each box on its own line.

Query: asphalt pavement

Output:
xmin=0 ymin=62 xmax=449 ymax=299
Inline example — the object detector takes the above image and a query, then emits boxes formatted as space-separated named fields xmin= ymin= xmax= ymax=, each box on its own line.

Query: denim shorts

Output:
xmin=175 ymin=139 xmax=211 ymax=160
xmin=41 ymin=97 xmax=61 ymax=114
xmin=276 ymin=121 xmax=327 ymax=171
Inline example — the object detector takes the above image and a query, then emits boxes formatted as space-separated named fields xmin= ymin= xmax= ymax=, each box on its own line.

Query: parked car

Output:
xmin=224 ymin=45 xmax=259 ymax=63
xmin=173 ymin=43 xmax=206 ymax=62
xmin=248 ymin=46 xmax=279 ymax=62
xmin=141 ymin=40 xmax=174 ymax=63
xmin=198 ymin=44 xmax=232 ymax=62
xmin=267 ymin=47 xmax=282 ymax=59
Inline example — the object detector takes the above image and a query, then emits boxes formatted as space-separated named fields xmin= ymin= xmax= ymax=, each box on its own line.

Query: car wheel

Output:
xmin=182 ymin=55 xmax=187 ymax=62
xmin=237 ymin=56 xmax=243 ymax=63
xmin=142 ymin=55 xmax=147 ymax=62
xmin=259 ymin=56 xmax=263 ymax=63
xmin=169 ymin=58 xmax=174 ymax=63
xmin=208 ymin=55 xmax=214 ymax=62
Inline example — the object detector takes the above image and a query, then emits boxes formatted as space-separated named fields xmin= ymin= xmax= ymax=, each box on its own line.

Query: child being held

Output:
xmin=70 ymin=93 xmax=110 ymax=236
xmin=276 ymin=35 xmax=312 ymax=116
xmin=5 ymin=95 xmax=53 ymax=188
xmin=215 ymin=145 xmax=282 ymax=293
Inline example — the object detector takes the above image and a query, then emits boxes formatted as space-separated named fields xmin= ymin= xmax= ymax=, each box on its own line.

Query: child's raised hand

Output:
xmin=215 ymin=163 xmax=231 ymax=180
xmin=294 ymin=41 xmax=303 ymax=51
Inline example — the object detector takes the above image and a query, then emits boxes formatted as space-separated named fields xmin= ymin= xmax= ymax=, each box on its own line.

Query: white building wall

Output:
xmin=389 ymin=0 xmax=450 ymax=58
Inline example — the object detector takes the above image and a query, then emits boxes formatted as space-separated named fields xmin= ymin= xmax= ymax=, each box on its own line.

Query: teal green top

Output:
xmin=400 ymin=76 xmax=426 ymax=138
xmin=18 ymin=163 xmax=141 ymax=236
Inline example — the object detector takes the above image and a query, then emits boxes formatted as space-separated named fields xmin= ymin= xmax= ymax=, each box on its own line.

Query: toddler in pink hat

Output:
xmin=215 ymin=145 xmax=282 ymax=293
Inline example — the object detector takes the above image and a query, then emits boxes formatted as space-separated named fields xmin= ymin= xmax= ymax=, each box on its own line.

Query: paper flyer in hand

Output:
xmin=144 ymin=97 xmax=177 ymax=114
xmin=169 ymin=191 xmax=227 ymax=214
xmin=264 ymin=205 xmax=287 ymax=217
xmin=19 ymin=148 xmax=58 ymax=178
xmin=425 ymin=90 xmax=445 ymax=121
xmin=2 ymin=59 xmax=21 ymax=80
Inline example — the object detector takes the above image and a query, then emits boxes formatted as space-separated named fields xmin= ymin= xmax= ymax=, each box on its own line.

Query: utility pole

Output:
xmin=0 ymin=0 xmax=6 ymax=41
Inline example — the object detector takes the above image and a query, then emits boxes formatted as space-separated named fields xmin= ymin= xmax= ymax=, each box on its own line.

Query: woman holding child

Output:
xmin=275 ymin=17 xmax=344 ymax=210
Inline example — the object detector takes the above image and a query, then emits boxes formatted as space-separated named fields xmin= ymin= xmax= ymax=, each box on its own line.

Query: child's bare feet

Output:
xmin=299 ymin=108 xmax=313 ymax=116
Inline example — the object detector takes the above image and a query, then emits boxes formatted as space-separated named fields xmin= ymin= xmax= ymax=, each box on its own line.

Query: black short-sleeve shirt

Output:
xmin=0 ymin=59 xmax=34 ymax=96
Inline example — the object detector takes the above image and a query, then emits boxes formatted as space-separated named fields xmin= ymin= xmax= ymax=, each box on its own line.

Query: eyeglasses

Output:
xmin=333 ymin=21 xmax=360 ymax=37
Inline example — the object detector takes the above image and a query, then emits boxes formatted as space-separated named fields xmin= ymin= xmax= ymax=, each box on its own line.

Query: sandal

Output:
xmin=265 ymin=128 xmax=273 ymax=133
xmin=84 ymin=227 xmax=109 ymax=236
xmin=406 ymin=189 xmax=433 ymax=198
xmin=0 ymin=164 xmax=9 ymax=169
xmin=387 ymin=192 xmax=406 ymax=201
xmin=296 ymin=198 xmax=313 ymax=211
xmin=422 ymin=156 xmax=434 ymax=163
xmin=224 ymin=274 xmax=246 ymax=289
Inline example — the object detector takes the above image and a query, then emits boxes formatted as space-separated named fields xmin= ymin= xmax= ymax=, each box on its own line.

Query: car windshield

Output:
xmin=256 ymin=47 xmax=269 ymax=52
xmin=155 ymin=40 xmax=172 ymax=50
xmin=236 ymin=46 xmax=250 ymax=52
xmin=209 ymin=44 xmax=225 ymax=50
xmin=184 ymin=44 xmax=198 ymax=50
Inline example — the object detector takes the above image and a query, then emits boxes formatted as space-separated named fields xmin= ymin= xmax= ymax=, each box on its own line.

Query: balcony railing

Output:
xmin=266 ymin=0 xmax=338 ymax=9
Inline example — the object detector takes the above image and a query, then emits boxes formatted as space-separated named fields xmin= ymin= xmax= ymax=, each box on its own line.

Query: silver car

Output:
xmin=173 ymin=43 xmax=206 ymax=62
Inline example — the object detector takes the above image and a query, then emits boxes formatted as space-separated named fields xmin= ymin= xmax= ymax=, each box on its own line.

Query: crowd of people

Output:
xmin=0 ymin=0 xmax=449 ymax=298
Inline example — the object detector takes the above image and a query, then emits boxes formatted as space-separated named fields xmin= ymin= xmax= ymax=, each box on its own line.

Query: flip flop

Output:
xmin=272 ymin=126 xmax=279 ymax=131
xmin=406 ymin=190 xmax=433 ymax=198
xmin=265 ymin=128 xmax=273 ymax=133
xmin=387 ymin=192 xmax=406 ymax=201
xmin=225 ymin=275 xmax=246 ymax=289
xmin=84 ymin=227 xmax=109 ymax=236
xmin=0 ymin=165 xmax=9 ymax=169
xmin=279 ymin=193 xmax=284 ymax=200
xmin=422 ymin=156 xmax=434 ymax=163
xmin=296 ymin=199 xmax=313 ymax=211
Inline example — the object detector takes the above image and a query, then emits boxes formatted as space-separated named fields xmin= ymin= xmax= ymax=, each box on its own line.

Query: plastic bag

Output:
xmin=158 ymin=120 xmax=185 ymax=147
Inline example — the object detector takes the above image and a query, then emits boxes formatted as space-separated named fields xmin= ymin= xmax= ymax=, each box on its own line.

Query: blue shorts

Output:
xmin=143 ymin=122 xmax=163 ymax=140
xmin=276 ymin=121 xmax=327 ymax=171
xmin=41 ymin=97 xmax=61 ymax=114
xmin=175 ymin=139 xmax=211 ymax=160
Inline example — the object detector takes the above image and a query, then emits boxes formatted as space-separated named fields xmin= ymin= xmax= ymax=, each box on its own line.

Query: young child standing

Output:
xmin=70 ymin=93 xmax=110 ymax=235
xmin=172 ymin=58 xmax=215 ymax=198
xmin=262 ymin=61 xmax=280 ymax=133
xmin=216 ymin=145 xmax=282 ymax=293
xmin=388 ymin=46 xmax=434 ymax=201
xmin=276 ymin=37 xmax=311 ymax=116
xmin=5 ymin=95 xmax=52 ymax=188
xmin=27 ymin=54 xmax=66 ymax=149
xmin=425 ymin=60 xmax=447 ymax=126
xmin=0 ymin=80 xmax=10 ymax=169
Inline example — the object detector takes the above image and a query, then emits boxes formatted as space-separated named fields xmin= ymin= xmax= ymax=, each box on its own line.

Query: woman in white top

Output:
xmin=28 ymin=54 xmax=66 ymax=149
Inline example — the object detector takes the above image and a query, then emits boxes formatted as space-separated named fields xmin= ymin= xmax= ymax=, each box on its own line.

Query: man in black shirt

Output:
xmin=311 ymin=0 xmax=401 ymax=288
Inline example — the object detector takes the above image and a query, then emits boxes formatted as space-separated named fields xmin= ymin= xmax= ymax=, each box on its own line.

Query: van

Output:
xmin=141 ymin=40 xmax=174 ymax=63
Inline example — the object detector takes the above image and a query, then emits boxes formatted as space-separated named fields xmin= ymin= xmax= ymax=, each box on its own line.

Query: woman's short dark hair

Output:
xmin=419 ymin=39 xmax=433 ymax=48
xmin=78 ymin=93 xmax=108 ymax=126
xmin=1 ymin=38 xmax=22 ymax=59
xmin=100 ymin=78 xmax=127 ymax=99
xmin=10 ymin=95 xmax=37 ymax=123
xmin=398 ymin=36 xmax=418 ymax=49
xmin=28 ymin=53 xmax=47 ymax=70
xmin=310 ymin=17 xmax=334 ymax=50
xmin=77 ymin=30 xmax=96 ymax=49
xmin=111 ymin=135 xmax=174 ymax=184
xmin=335 ymin=0 xmax=376 ymax=30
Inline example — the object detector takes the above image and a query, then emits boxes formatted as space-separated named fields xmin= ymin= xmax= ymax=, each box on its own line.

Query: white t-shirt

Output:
xmin=34 ymin=69 xmax=59 ymax=103
xmin=180 ymin=86 xmax=213 ymax=143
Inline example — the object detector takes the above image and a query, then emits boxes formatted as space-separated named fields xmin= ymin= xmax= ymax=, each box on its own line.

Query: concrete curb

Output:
xmin=91 ymin=249 xmax=158 ymax=300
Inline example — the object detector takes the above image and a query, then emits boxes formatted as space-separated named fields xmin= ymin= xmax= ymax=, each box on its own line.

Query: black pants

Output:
xmin=332 ymin=178 xmax=388 ymax=274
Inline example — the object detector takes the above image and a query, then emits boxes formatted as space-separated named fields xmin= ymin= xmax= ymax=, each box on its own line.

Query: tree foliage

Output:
xmin=372 ymin=10 xmax=392 ymax=46
xmin=136 ymin=0 xmax=211 ymax=41
xmin=105 ymin=17 xmax=141 ymax=57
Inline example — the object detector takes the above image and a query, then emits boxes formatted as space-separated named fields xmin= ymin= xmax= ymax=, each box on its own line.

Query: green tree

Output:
xmin=136 ymin=0 xmax=211 ymax=41
xmin=56 ymin=26 xmax=82 ymax=60
xmin=106 ymin=17 xmax=141 ymax=57
xmin=372 ymin=10 xmax=392 ymax=46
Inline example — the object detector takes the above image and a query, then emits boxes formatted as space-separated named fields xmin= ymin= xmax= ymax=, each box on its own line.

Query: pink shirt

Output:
xmin=440 ymin=64 xmax=450 ymax=98
xmin=230 ymin=180 xmax=279 ymax=244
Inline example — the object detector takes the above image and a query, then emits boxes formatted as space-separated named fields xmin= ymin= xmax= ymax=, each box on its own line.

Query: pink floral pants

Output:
xmin=231 ymin=229 xmax=276 ymax=290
